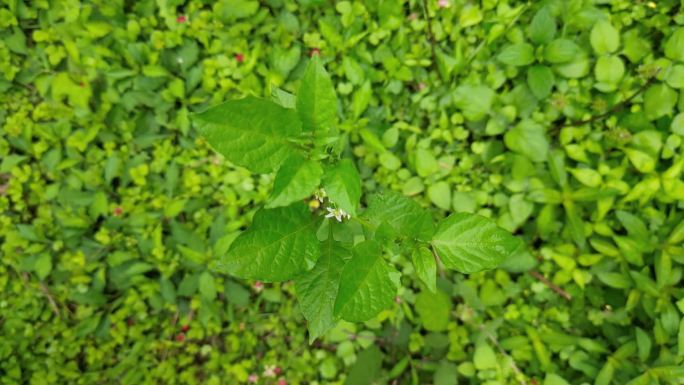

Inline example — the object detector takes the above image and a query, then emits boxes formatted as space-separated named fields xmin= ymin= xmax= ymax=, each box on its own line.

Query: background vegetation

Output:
xmin=1 ymin=0 xmax=684 ymax=384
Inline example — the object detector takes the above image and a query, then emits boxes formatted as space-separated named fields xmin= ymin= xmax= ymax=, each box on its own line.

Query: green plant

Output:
xmin=193 ymin=55 xmax=521 ymax=341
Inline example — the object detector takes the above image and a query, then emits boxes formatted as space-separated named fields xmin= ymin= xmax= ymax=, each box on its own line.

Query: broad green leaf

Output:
xmin=459 ymin=5 xmax=483 ymax=27
xmin=643 ymin=83 xmax=677 ymax=121
xmin=563 ymin=200 xmax=586 ymax=249
xmin=295 ymin=239 xmax=350 ymax=343
xmin=527 ymin=65 xmax=555 ymax=99
xmin=671 ymin=113 xmax=684 ymax=135
xmin=267 ymin=155 xmax=323 ymax=208
xmin=664 ymin=27 xmax=684 ymax=62
xmin=548 ymin=149 xmax=567 ymax=188
xmin=665 ymin=65 xmax=684 ymax=89
xmin=497 ymin=43 xmax=535 ymax=66
xmin=194 ymin=96 xmax=302 ymax=173
xmin=473 ymin=343 xmax=497 ymax=369
xmin=544 ymin=39 xmax=581 ymax=64
xmin=590 ymin=21 xmax=620 ymax=54
xmin=321 ymin=158 xmax=361 ymax=216
xmin=569 ymin=168 xmax=602 ymax=187
xmin=198 ymin=271 xmax=216 ymax=300
xmin=624 ymin=148 xmax=655 ymax=173
xmin=427 ymin=181 xmax=451 ymax=210
xmin=412 ymin=246 xmax=437 ymax=293
xmin=352 ymin=80 xmax=372 ymax=118
xmin=215 ymin=202 xmax=320 ymax=281
xmin=434 ymin=362 xmax=458 ymax=385
xmin=271 ymin=86 xmax=296 ymax=108
xmin=415 ymin=289 xmax=450 ymax=331
xmin=415 ymin=148 xmax=439 ymax=177
xmin=594 ymin=55 xmax=624 ymax=93
xmin=296 ymin=54 xmax=337 ymax=134
xmin=362 ymin=191 xmax=435 ymax=242
xmin=343 ymin=346 xmax=384 ymax=385
xmin=504 ymin=119 xmax=549 ymax=162
xmin=431 ymin=212 xmax=522 ymax=273
xmin=528 ymin=7 xmax=556 ymax=44
xmin=616 ymin=210 xmax=649 ymax=245
xmin=334 ymin=241 xmax=400 ymax=322
xmin=453 ymin=85 xmax=495 ymax=121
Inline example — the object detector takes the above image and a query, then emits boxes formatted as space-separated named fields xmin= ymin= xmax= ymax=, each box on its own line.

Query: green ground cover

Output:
xmin=1 ymin=0 xmax=684 ymax=384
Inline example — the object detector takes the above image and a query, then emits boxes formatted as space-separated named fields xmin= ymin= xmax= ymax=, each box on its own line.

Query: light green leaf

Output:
xmin=362 ymin=191 xmax=435 ymax=242
xmin=428 ymin=181 xmax=451 ymax=210
xmin=594 ymin=55 xmax=624 ymax=92
xmin=569 ymin=168 xmax=602 ymax=187
xmin=415 ymin=289 xmax=450 ymax=332
xmin=527 ymin=65 xmax=555 ymax=99
xmin=215 ymin=202 xmax=320 ymax=281
xmin=453 ymin=85 xmax=495 ymax=121
xmin=635 ymin=327 xmax=651 ymax=362
xmin=322 ymin=159 xmax=362 ymax=216
xmin=666 ymin=65 xmax=684 ymax=89
xmin=544 ymin=39 xmax=581 ymax=64
xmin=297 ymin=54 xmax=337 ymax=134
xmin=670 ymin=113 xmax=684 ymax=135
xmin=504 ymin=119 xmax=549 ymax=162
xmin=643 ymin=83 xmax=677 ymax=121
xmin=198 ymin=271 xmax=216 ymax=300
xmin=544 ymin=373 xmax=570 ymax=385
xmin=473 ymin=343 xmax=497 ymax=370
xmin=412 ymin=246 xmax=437 ymax=293
xmin=664 ymin=28 xmax=684 ymax=62
xmin=334 ymin=241 xmax=399 ymax=322
xmin=590 ymin=21 xmax=620 ymax=54
xmin=497 ymin=43 xmax=535 ymax=66
xmin=415 ymin=148 xmax=439 ymax=177
xmin=295 ymin=239 xmax=350 ymax=343
xmin=528 ymin=7 xmax=556 ymax=44
xmin=624 ymin=148 xmax=655 ymax=173
xmin=431 ymin=212 xmax=522 ymax=273
xmin=267 ymin=155 xmax=323 ymax=208
xmin=194 ymin=96 xmax=302 ymax=173
xmin=352 ymin=80 xmax=372 ymax=118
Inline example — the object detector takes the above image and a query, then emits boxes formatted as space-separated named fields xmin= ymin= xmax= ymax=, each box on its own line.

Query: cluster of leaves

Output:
xmin=1 ymin=0 xmax=684 ymax=384
xmin=194 ymin=55 xmax=520 ymax=341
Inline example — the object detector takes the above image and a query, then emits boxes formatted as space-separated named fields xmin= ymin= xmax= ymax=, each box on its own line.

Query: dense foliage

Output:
xmin=2 ymin=0 xmax=684 ymax=384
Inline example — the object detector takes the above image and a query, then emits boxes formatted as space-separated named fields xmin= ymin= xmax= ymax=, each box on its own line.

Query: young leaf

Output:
xmin=412 ymin=246 xmax=437 ymax=293
xmin=322 ymin=159 xmax=362 ymax=216
xmin=504 ymin=119 xmax=549 ymax=162
xmin=215 ymin=202 xmax=320 ymax=281
xmin=295 ymin=239 xmax=350 ymax=343
xmin=590 ymin=21 xmax=620 ymax=54
xmin=497 ymin=43 xmax=535 ymax=66
xmin=527 ymin=65 xmax=555 ymax=99
xmin=362 ymin=191 xmax=435 ymax=242
xmin=415 ymin=289 xmax=450 ymax=331
xmin=194 ymin=96 xmax=303 ymax=173
xmin=431 ymin=213 xmax=521 ymax=273
xmin=528 ymin=7 xmax=556 ymax=44
xmin=334 ymin=240 xmax=400 ymax=322
xmin=267 ymin=155 xmax=324 ymax=208
xmin=296 ymin=54 xmax=337 ymax=134
xmin=544 ymin=39 xmax=581 ymax=64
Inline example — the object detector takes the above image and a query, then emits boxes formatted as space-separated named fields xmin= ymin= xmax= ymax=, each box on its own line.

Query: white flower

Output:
xmin=314 ymin=188 xmax=327 ymax=202
xmin=263 ymin=365 xmax=276 ymax=378
xmin=325 ymin=207 xmax=350 ymax=222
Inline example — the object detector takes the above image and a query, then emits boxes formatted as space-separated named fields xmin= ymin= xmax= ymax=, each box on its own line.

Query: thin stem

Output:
xmin=421 ymin=0 xmax=444 ymax=82
xmin=528 ymin=270 xmax=572 ymax=301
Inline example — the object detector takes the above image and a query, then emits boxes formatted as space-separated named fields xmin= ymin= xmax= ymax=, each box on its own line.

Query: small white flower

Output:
xmin=325 ymin=207 xmax=350 ymax=222
xmin=263 ymin=365 xmax=276 ymax=378
xmin=314 ymin=188 xmax=327 ymax=202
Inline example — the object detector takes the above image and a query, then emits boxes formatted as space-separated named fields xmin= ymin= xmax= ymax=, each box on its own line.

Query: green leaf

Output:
xmin=352 ymin=80 xmax=372 ymax=118
xmin=527 ymin=65 xmax=555 ymax=99
xmin=267 ymin=155 xmax=323 ymax=208
xmin=431 ymin=212 xmax=522 ymax=273
xmin=198 ymin=271 xmax=217 ymax=300
xmin=590 ymin=21 xmax=620 ymax=54
xmin=194 ymin=96 xmax=303 ymax=173
xmin=528 ymin=7 xmax=556 ymax=44
xmin=343 ymin=346 xmax=384 ymax=385
xmin=415 ymin=289 xmax=450 ymax=332
xmin=544 ymin=39 xmax=581 ymax=64
xmin=334 ymin=240 xmax=400 ymax=322
xmin=635 ymin=327 xmax=651 ymax=362
xmin=664 ymin=27 xmax=684 ymax=62
xmin=428 ymin=181 xmax=451 ymax=210
xmin=295 ymin=239 xmax=350 ymax=343
xmin=453 ymin=85 xmax=495 ymax=121
xmin=671 ymin=113 xmax=684 ymax=135
xmin=415 ymin=148 xmax=439 ymax=177
xmin=594 ymin=55 xmax=624 ymax=93
xmin=271 ymin=86 xmax=296 ymax=109
xmin=504 ymin=119 xmax=549 ymax=162
xmin=412 ymin=246 xmax=437 ymax=293
xmin=321 ymin=159 xmax=362 ymax=216
xmin=544 ymin=374 xmax=570 ymax=385
xmin=497 ymin=43 xmax=535 ymax=66
xmin=362 ymin=191 xmax=435 ymax=242
xmin=215 ymin=202 xmax=320 ymax=281
xmin=297 ymin=54 xmax=338 ymax=134
xmin=569 ymin=168 xmax=602 ymax=187
xmin=473 ymin=343 xmax=497 ymax=369
xmin=643 ymin=83 xmax=677 ymax=121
